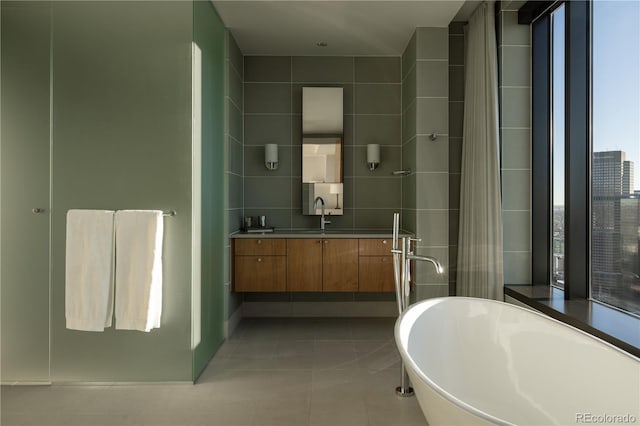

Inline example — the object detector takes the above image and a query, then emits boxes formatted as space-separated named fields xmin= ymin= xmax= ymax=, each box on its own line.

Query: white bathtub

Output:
xmin=395 ymin=297 xmax=640 ymax=426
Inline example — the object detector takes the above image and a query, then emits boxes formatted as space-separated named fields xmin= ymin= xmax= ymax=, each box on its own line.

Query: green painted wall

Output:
xmin=50 ymin=1 xmax=194 ymax=381
xmin=192 ymin=0 xmax=226 ymax=380
xmin=0 ymin=2 xmax=52 ymax=383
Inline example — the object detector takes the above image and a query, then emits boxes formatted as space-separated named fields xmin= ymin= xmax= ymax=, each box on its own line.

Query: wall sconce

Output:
xmin=367 ymin=144 xmax=380 ymax=171
xmin=265 ymin=143 xmax=278 ymax=170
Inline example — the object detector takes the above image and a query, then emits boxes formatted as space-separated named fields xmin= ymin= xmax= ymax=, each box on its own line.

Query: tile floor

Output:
xmin=1 ymin=318 xmax=427 ymax=426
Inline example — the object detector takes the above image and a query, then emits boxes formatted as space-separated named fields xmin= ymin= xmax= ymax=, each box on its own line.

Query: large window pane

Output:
xmin=551 ymin=4 xmax=565 ymax=289
xmin=591 ymin=0 xmax=640 ymax=315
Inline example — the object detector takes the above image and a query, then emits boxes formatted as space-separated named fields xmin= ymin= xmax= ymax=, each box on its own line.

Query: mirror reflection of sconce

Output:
xmin=367 ymin=144 xmax=380 ymax=171
xmin=265 ymin=143 xmax=278 ymax=170
xmin=330 ymin=183 xmax=342 ymax=209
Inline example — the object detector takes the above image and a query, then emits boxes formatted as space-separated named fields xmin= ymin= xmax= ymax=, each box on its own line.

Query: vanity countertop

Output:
xmin=231 ymin=229 xmax=413 ymax=239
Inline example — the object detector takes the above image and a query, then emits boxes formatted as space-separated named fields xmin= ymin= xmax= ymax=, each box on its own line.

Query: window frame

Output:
xmin=530 ymin=0 xmax=590 ymax=300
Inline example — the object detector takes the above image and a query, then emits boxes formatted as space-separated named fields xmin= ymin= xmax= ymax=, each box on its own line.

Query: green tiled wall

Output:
xmin=243 ymin=56 xmax=402 ymax=231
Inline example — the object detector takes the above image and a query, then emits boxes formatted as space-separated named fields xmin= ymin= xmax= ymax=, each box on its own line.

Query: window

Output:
xmin=531 ymin=0 xmax=640 ymax=317
xmin=591 ymin=0 xmax=640 ymax=315
xmin=551 ymin=4 xmax=565 ymax=290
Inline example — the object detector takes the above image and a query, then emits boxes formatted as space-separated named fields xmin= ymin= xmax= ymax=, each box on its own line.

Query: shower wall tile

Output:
xmin=416 ymin=135 xmax=449 ymax=173
xmin=499 ymin=10 xmax=532 ymax=285
xmin=504 ymin=251 xmax=532 ymax=284
xmin=354 ymin=84 xmax=401 ymax=114
xmin=402 ymin=173 xmax=416 ymax=210
xmin=500 ymin=87 xmax=530 ymax=128
xmin=228 ymin=100 xmax=243 ymax=141
xmin=416 ymin=173 xmax=449 ymax=210
xmin=449 ymin=36 xmax=465 ymax=65
xmin=244 ymin=56 xmax=291 ymax=82
xmin=501 ymin=11 xmax=530 ymax=46
xmin=416 ymin=210 xmax=449 ymax=247
xmin=449 ymin=102 xmax=464 ymax=138
xmin=292 ymin=56 xmax=354 ymax=82
xmin=501 ymin=128 xmax=531 ymax=169
xmin=354 ymin=115 xmax=401 ymax=146
xmin=229 ymin=137 xmax=243 ymax=176
xmin=354 ymin=177 xmax=401 ymax=209
xmin=448 ymin=137 xmax=462 ymax=173
xmin=402 ymin=65 xmax=417 ymax=113
xmin=416 ymin=61 xmax=449 ymax=97
xmin=448 ymin=66 xmax=465 ymax=102
xmin=502 ymin=46 xmax=530 ymax=87
xmin=416 ymin=98 xmax=448 ymax=135
xmin=244 ymin=114 xmax=292 ymax=146
xmin=401 ymin=137 xmax=416 ymax=173
xmin=416 ymin=27 xmax=448 ymax=60
xmin=414 ymin=284 xmax=449 ymax=301
xmin=244 ymin=176 xmax=292 ymax=209
xmin=355 ymin=57 xmax=400 ymax=83
xmin=502 ymin=211 xmax=531 ymax=252
xmin=244 ymin=83 xmax=291 ymax=113
xmin=402 ymin=31 xmax=417 ymax=80
xmin=502 ymin=170 xmax=531 ymax=210
xmin=402 ymin=101 xmax=416 ymax=144
xmin=401 ymin=208 xmax=416 ymax=233
xmin=354 ymin=209 xmax=398 ymax=229
xmin=227 ymin=62 xmax=243 ymax=108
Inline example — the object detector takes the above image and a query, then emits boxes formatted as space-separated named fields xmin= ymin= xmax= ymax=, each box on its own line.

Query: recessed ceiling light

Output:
xmin=316 ymin=41 xmax=328 ymax=47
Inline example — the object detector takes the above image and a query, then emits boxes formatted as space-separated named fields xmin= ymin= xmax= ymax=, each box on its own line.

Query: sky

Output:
xmin=552 ymin=0 xmax=640 ymax=206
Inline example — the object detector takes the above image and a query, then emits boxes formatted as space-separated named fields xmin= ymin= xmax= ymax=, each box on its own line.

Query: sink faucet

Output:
xmin=313 ymin=196 xmax=331 ymax=232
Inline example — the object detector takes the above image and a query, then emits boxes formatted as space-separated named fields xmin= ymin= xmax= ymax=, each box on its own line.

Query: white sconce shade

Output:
xmin=367 ymin=144 xmax=380 ymax=171
xmin=265 ymin=143 xmax=278 ymax=170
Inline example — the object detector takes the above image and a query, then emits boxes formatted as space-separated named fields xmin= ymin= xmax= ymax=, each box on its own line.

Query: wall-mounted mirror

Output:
xmin=302 ymin=87 xmax=344 ymax=215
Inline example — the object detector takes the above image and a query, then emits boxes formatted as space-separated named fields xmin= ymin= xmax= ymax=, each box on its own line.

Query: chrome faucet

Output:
xmin=407 ymin=253 xmax=444 ymax=274
xmin=313 ymin=196 xmax=331 ymax=232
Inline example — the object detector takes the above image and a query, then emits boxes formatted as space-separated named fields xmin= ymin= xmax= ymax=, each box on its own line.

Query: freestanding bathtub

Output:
xmin=395 ymin=297 xmax=640 ymax=426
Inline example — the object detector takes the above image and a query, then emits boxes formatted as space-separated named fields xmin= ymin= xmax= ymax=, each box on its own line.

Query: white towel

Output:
xmin=65 ymin=209 xmax=115 ymax=331
xmin=114 ymin=210 xmax=163 ymax=332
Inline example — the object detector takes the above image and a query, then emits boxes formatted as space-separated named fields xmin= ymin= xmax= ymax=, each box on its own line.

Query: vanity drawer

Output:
xmin=235 ymin=238 xmax=286 ymax=256
xmin=234 ymin=255 xmax=286 ymax=292
xmin=358 ymin=238 xmax=393 ymax=256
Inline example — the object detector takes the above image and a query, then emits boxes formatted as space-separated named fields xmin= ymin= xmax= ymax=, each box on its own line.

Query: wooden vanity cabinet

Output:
xmin=233 ymin=238 xmax=286 ymax=292
xmin=287 ymin=239 xmax=323 ymax=291
xmin=286 ymin=238 xmax=358 ymax=292
xmin=322 ymin=239 xmax=359 ymax=292
xmin=358 ymin=238 xmax=395 ymax=292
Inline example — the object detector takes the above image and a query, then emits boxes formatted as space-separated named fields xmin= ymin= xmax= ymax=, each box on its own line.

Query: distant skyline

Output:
xmin=552 ymin=0 xmax=640 ymax=206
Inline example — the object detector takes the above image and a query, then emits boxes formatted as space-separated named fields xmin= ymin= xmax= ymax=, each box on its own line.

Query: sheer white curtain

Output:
xmin=457 ymin=1 xmax=504 ymax=300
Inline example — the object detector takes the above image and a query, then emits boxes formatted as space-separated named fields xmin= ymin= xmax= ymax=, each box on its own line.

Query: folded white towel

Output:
xmin=65 ymin=209 xmax=115 ymax=331
xmin=114 ymin=210 xmax=163 ymax=332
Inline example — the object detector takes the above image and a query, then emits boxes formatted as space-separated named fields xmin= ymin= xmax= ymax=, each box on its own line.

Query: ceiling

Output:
xmin=211 ymin=1 xmax=471 ymax=56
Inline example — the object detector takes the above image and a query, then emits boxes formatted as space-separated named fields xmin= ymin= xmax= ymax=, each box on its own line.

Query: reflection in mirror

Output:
xmin=302 ymin=87 xmax=344 ymax=216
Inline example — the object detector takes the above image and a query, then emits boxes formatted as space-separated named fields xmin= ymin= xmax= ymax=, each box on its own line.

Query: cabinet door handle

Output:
xmin=323 ymin=240 xmax=328 ymax=244
xmin=316 ymin=240 xmax=322 ymax=244
xmin=382 ymin=258 xmax=388 ymax=262
xmin=382 ymin=240 xmax=387 ymax=244
xmin=257 ymin=258 xmax=262 ymax=262
xmin=257 ymin=240 xmax=262 ymax=244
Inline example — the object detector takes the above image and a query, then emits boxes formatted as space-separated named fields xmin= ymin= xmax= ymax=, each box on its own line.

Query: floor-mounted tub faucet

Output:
xmin=314 ymin=196 xmax=331 ymax=232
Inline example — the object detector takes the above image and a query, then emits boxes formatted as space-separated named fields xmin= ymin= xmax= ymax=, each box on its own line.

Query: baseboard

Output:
xmin=224 ymin=304 xmax=243 ymax=338
xmin=242 ymin=301 xmax=397 ymax=317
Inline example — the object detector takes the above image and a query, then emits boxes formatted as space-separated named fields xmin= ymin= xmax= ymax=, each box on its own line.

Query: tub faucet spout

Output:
xmin=406 ymin=254 xmax=444 ymax=274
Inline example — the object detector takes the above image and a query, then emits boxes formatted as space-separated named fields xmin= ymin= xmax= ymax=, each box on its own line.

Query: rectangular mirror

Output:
xmin=302 ymin=87 xmax=344 ymax=216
